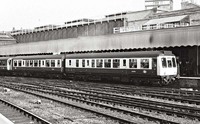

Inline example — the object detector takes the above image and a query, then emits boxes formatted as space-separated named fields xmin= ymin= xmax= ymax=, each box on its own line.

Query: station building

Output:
xmin=1 ymin=1 xmax=200 ymax=78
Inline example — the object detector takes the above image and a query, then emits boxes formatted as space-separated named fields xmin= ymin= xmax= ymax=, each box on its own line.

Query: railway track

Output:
xmin=0 ymin=97 xmax=51 ymax=124
xmin=0 ymin=83 xmax=180 ymax=124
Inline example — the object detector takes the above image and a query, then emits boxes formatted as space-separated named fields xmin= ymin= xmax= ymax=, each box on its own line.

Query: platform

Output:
xmin=0 ymin=113 xmax=14 ymax=124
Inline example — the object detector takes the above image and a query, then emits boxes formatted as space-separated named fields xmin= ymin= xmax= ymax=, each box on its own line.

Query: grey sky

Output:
xmin=0 ymin=0 xmax=197 ymax=31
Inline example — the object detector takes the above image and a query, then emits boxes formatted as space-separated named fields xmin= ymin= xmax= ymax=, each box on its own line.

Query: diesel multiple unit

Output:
xmin=0 ymin=51 xmax=179 ymax=85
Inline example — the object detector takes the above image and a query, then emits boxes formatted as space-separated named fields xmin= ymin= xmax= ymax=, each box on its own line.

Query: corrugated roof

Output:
xmin=143 ymin=15 xmax=188 ymax=25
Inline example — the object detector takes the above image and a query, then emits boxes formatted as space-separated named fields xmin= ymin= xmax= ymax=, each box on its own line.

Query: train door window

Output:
xmin=141 ymin=59 xmax=149 ymax=69
xmin=39 ymin=60 xmax=41 ymax=67
xmin=22 ymin=60 xmax=25 ymax=67
xmin=113 ymin=59 xmax=120 ymax=68
xmin=123 ymin=59 xmax=126 ymax=66
xmin=51 ymin=60 xmax=55 ymax=67
xmin=167 ymin=59 xmax=172 ymax=68
xmin=57 ymin=60 xmax=61 ymax=67
xmin=85 ymin=59 xmax=90 ymax=68
xmin=129 ymin=59 xmax=137 ymax=68
xmin=76 ymin=60 xmax=79 ymax=67
xmin=18 ymin=60 xmax=22 ymax=67
xmin=82 ymin=59 xmax=85 ymax=67
xmin=172 ymin=58 xmax=176 ymax=67
xmin=68 ymin=60 xmax=72 ymax=66
xmin=161 ymin=58 xmax=167 ymax=68
xmin=96 ymin=59 xmax=103 ymax=68
xmin=13 ymin=60 xmax=17 ymax=67
xmin=92 ymin=60 xmax=95 ymax=68
xmin=46 ymin=60 xmax=50 ymax=67
xmin=104 ymin=59 xmax=111 ymax=68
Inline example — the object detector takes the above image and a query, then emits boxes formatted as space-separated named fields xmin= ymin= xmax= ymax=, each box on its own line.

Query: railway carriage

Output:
xmin=0 ymin=51 xmax=179 ymax=85
xmin=64 ymin=51 xmax=178 ymax=85
xmin=11 ymin=55 xmax=64 ymax=78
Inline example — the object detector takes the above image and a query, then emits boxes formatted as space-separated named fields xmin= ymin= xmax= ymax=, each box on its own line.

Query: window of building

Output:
xmin=104 ymin=59 xmax=111 ymax=68
xmin=113 ymin=59 xmax=120 ymax=68
xmin=129 ymin=59 xmax=137 ymax=68
xmin=141 ymin=59 xmax=149 ymax=68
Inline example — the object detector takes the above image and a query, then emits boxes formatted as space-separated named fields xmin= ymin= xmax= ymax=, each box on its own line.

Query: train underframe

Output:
xmin=0 ymin=70 xmax=177 ymax=86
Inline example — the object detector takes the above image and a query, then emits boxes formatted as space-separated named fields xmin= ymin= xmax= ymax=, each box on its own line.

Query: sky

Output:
xmin=0 ymin=0 xmax=199 ymax=31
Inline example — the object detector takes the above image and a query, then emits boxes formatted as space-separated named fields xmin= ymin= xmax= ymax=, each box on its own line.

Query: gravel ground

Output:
xmin=0 ymin=87 xmax=116 ymax=124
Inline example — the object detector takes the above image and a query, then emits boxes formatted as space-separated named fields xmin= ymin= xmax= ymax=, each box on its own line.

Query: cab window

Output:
xmin=167 ymin=60 xmax=172 ymax=68
xmin=161 ymin=58 xmax=167 ymax=68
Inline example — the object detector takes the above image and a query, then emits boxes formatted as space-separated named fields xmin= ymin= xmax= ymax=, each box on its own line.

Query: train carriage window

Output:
xmin=161 ymin=58 xmax=167 ymax=68
xmin=57 ymin=60 xmax=61 ymax=67
xmin=167 ymin=60 xmax=172 ymax=68
xmin=14 ymin=61 xmax=17 ymax=67
xmin=51 ymin=60 xmax=55 ymax=67
xmin=82 ymin=60 xmax=85 ymax=67
xmin=129 ymin=59 xmax=137 ymax=68
xmin=25 ymin=60 xmax=29 ymax=67
xmin=92 ymin=60 xmax=95 ymax=67
xmin=96 ymin=59 xmax=103 ymax=68
xmin=113 ymin=59 xmax=120 ymax=68
xmin=46 ymin=60 xmax=50 ymax=67
xmin=141 ymin=59 xmax=149 ymax=69
xmin=30 ymin=60 xmax=33 ymax=67
xmin=0 ymin=60 xmax=7 ymax=66
xmin=172 ymin=58 xmax=176 ymax=67
xmin=34 ymin=60 xmax=38 ymax=67
xmin=18 ymin=60 xmax=22 ymax=67
xmin=104 ymin=59 xmax=111 ymax=68
xmin=76 ymin=60 xmax=79 ymax=67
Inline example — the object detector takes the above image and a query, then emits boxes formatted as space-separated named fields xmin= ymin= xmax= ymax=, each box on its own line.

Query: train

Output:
xmin=0 ymin=51 xmax=179 ymax=85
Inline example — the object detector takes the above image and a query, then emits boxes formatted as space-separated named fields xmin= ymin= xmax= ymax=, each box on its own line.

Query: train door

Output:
xmin=7 ymin=58 xmax=13 ymax=70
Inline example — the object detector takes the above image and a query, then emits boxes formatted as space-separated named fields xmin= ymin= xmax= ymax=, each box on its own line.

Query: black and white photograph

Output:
xmin=0 ymin=0 xmax=200 ymax=123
